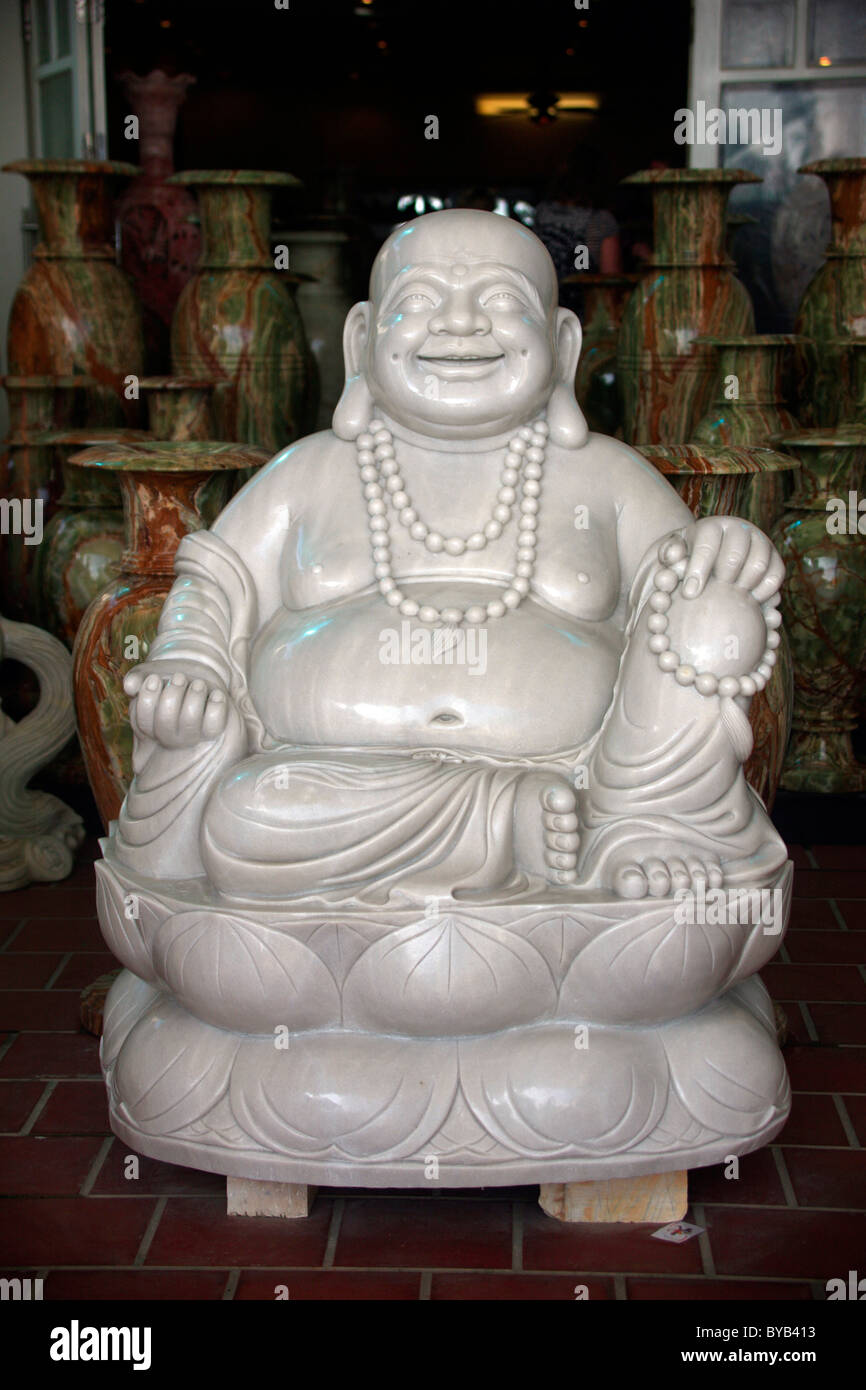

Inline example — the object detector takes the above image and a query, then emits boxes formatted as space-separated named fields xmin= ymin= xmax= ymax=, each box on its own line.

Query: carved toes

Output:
xmin=613 ymin=852 xmax=727 ymax=900
xmin=540 ymin=784 xmax=579 ymax=881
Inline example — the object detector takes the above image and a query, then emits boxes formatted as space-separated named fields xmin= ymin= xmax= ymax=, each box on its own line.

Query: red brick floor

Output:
xmin=1 ymin=839 xmax=864 ymax=1301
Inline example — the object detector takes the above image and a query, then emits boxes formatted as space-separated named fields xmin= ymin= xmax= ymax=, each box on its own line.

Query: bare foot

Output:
xmin=514 ymin=772 xmax=580 ymax=886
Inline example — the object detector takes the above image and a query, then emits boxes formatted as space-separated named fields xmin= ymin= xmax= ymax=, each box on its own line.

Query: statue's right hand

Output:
xmin=123 ymin=669 xmax=231 ymax=748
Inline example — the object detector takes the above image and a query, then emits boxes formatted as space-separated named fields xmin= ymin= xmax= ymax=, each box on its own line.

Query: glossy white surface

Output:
xmin=98 ymin=210 xmax=791 ymax=1187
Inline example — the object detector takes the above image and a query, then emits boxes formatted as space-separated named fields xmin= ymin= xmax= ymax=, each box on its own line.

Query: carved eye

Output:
xmin=483 ymin=289 xmax=521 ymax=309
xmin=401 ymin=291 xmax=437 ymax=309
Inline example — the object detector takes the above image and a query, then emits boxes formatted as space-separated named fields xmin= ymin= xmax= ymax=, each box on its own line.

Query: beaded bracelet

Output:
xmin=647 ymin=539 xmax=782 ymax=698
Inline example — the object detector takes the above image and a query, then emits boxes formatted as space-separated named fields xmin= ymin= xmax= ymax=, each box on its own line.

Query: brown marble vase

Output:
xmin=771 ymin=428 xmax=866 ymax=793
xmin=795 ymin=159 xmax=866 ymax=427
xmin=115 ymin=71 xmax=201 ymax=374
xmin=0 ymin=375 xmax=90 ymax=621
xmin=570 ymin=273 xmax=639 ymax=437
xmin=639 ymin=443 xmax=795 ymax=811
xmin=2 ymin=160 xmax=145 ymax=427
xmin=34 ymin=430 xmax=150 ymax=648
xmin=71 ymin=440 xmax=269 ymax=826
xmin=691 ymin=335 xmax=802 ymax=529
xmin=618 ymin=169 xmax=759 ymax=445
xmin=168 ymin=170 xmax=313 ymax=452
xmin=140 ymin=376 xmax=214 ymax=439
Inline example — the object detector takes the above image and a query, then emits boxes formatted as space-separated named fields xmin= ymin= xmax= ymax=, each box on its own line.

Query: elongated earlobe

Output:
xmin=547 ymin=305 xmax=589 ymax=447
xmin=547 ymin=381 xmax=589 ymax=447
xmin=332 ymin=302 xmax=373 ymax=439
xmin=333 ymin=375 xmax=374 ymax=439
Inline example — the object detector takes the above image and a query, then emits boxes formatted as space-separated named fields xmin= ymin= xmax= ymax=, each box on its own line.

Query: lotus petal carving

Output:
xmin=152 ymin=910 xmax=341 ymax=1032
xmin=342 ymin=912 xmax=556 ymax=1034
xmin=230 ymin=1031 xmax=458 ymax=1159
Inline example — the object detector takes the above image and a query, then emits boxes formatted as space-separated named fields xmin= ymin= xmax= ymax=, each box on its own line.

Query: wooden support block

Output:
xmin=227 ymin=1177 xmax=318 ymax=1219
xmin=539 ymin=1170 xmax=687 ymax=1224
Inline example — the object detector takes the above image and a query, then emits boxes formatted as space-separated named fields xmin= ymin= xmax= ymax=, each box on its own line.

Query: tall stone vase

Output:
xmin=771 ymin=428 xmax=866 ymax=793
xmin=284 ymin=223 xmax=353 ymax=429
xmin=795 ymin=159 xmax=866 ymax=427
xmin=0 ymin=375 xmax=89 ymax=621
xmin=71 ymin=440 xmax=269 ymax=826
xmin=618 ymin=169 xmax=759 ymax=445
xmin=2 ymin=160 xmax=145 ymax=426
xmin=691 ymin=335 xmax=802 ymax=529
xmin=638 ymin=443 xmax=796 ymax=811
xmin=572 ymin=273 xmax=638 ymax=437
xmin=115 ymin=71 xmax=201 ymax=374
xmin=168 ymin=171 xmax=313 ymax=451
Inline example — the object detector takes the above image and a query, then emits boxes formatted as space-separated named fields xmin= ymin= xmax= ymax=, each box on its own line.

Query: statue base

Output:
xmin=96 ymin=848 xmax=792 ymax=1192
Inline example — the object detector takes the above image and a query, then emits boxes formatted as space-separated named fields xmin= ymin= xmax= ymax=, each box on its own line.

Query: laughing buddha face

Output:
xmin=342 ymin=209 xmax=583 ymax=440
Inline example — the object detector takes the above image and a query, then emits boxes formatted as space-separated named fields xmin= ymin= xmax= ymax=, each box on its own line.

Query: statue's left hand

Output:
xmin=659 ymin=517 xmax=785 ymax=605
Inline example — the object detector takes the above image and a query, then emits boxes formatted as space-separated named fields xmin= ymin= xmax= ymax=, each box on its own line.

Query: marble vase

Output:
xmin=0 ymin=375 xmax=90 ymax=622
xmin=0 ymin=610 xmax=84 ymax=889
xmin=691 ymin=336 xmax=802 ymax=530
xmin=284 ymin=224 xmax=353 ymax=430
xmin=639 ymin=443 xmax=795 ymax=811
xmin=571 ymin=273 xmax=639 ymax=437
xmin=35 ymin=429 xmax=149 ymax=648
xmin=771 ymin=428 xmax=866 ymax=793
xmin=140 ymin=376 xmax=214 ymax=440
xmin=71 ymin=441 xmax=269 ymax=826
xmin=618 ymin=169 xmax=759 ymax=445
xmin=168 ymin=171 xmax=313 ymax=451
xmin=2 ymin=160 xmax=145 ymax=426
xmin=795 ymin=159 xmax=866 ymax=427
xmin=115 ymin=71 xmax=201 ymax=374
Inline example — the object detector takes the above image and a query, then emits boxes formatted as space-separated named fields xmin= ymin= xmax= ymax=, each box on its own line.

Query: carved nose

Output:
xmin=429 ymin=709 xmax=463 ymax=726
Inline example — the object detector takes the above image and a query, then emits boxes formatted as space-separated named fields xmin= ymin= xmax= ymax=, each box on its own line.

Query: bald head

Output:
xmin=370 ymin=209 xmax=559 ymax=315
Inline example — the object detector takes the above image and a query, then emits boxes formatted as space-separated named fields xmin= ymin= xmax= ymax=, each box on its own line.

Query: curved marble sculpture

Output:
xmin=0 ymin=611 xmax=84 ymax=889
xmin=98 ymin=210 xmax=792 ymax=1189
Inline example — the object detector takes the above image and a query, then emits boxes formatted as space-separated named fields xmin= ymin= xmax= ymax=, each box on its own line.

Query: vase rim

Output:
xmin=1 ymin=374 xmax=94 ymax=388
xmin=798 ymin=157 xmax=866 ymax=176
xmin=66 ymin=440 xmax=271 ymax=472
xmin=622 ymin=168 xmax=761 ymax=187
xmin=2 ymin=158 xmax=140 ymax=178
xmin=771 ymin=427 xmax=866 ymax=447
xmin=692 ymin=334 xmax=805 ymax=348
xmin=40 ymin=428 xmax=152 ymax=446
xmin=167 ymin=169 xmax=301 ymax=187
xmin=826 ymin=337 xmax=866 ymax=348
xmin=639 ymin=443 xmax=795 ymax=473
xmin=139 ymin=376 xmax=216 ymax=391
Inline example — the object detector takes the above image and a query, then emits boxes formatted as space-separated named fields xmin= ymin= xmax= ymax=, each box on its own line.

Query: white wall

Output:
xmin=0 ymin=2 xmax=32 ymax=439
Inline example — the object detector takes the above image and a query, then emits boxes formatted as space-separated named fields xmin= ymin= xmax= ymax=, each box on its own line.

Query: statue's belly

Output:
xmin=249 ymin=584 xmax=622 ymax=758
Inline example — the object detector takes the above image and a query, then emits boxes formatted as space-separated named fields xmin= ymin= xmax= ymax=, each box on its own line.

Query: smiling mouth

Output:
xmin=417 ymin=353 xmax=505 ymax=363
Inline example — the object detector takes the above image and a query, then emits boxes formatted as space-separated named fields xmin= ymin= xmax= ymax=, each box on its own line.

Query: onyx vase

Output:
xmin=168 ymin=171 xmax=314 ymax=452
xmin=618 ymin=169 xmax=759 ymax=445
xmin=0 ymin=375 xmax=90 ymax=621
xmin=691 ymin=335 xmax=802 ymax=529
xmin=2 ymin=160 xmax=145 ymax=427
xmin=795 ymin=159 xmax=866 ymax=427
xmin=771 ymin=428 xmax=866 ymax=793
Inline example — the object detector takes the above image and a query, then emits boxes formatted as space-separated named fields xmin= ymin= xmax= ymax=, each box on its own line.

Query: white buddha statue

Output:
xmin=97 ymin=210 xmax=791 ymax=1194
